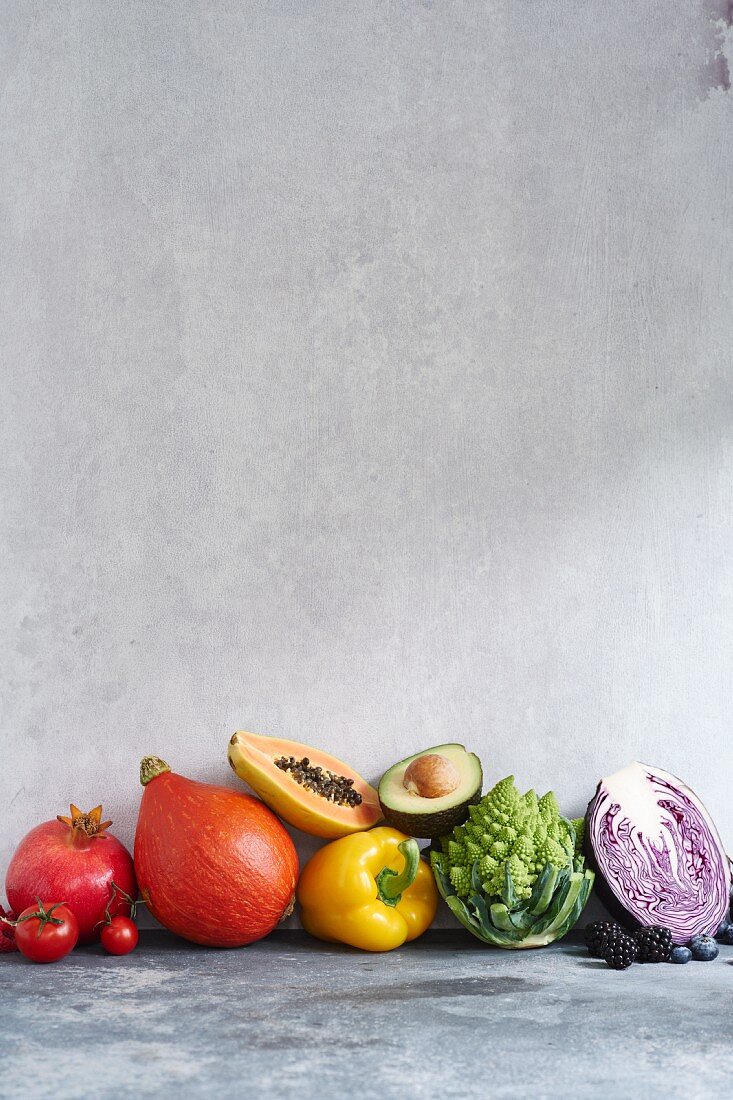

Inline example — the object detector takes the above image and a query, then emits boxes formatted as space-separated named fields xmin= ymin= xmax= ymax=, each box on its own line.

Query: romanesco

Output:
xmin=434 ymin=775 xmax=578 ymax=902
xmin=430 ymin=775 xmax=594 ymax=948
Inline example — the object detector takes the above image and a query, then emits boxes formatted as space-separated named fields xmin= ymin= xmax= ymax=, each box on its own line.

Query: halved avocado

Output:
xmin=378 ymin=743 xmax=483 ymax=838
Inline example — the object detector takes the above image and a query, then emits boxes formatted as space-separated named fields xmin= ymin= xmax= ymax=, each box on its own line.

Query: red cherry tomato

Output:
xmin=14 ymin=901 xmax=78 ymax=963
xmin=100 ymin=915 xmax=138 ymax=956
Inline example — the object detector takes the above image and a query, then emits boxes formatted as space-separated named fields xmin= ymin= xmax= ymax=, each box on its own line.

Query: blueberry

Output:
xmin=670 ymin=945 xmax=692 ymax=964
xmin=689 ymin=934 xmax=719 ymax=962
xmin=715 ymin=917 xmax=733 ymax=944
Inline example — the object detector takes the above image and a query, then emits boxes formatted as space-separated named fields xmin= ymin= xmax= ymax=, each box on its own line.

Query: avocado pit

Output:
xmin=403 ymin=754 xmax=460 ymax=799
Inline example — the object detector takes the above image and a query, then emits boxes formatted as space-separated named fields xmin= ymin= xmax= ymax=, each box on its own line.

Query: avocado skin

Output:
xmin=378 ymin=787 xmax=482 ymax=839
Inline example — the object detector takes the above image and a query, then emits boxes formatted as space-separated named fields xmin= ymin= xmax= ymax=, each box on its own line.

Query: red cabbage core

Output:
xmin=586 ymin=762 xmax=730 ymax=944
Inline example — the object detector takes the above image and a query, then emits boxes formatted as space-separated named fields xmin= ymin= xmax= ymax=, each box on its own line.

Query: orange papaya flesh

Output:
xmin=227 ymin=731 xmax=382 ymax=839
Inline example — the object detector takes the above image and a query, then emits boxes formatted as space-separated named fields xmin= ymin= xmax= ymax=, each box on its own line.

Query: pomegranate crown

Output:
xmin=57 ymin=804 xmax=112 ymax=837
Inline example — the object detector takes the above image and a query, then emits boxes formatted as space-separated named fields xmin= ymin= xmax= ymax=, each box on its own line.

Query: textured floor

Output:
xmin=1 ymin=930 xmax=731 ymax=1099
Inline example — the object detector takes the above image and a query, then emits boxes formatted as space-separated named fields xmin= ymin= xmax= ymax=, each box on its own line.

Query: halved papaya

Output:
xmin=227 ymin=732 xmax=382 ymax=839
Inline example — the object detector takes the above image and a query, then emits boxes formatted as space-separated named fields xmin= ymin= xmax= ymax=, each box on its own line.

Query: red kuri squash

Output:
xmin=134 ymin=757 xmax=298 ymax=947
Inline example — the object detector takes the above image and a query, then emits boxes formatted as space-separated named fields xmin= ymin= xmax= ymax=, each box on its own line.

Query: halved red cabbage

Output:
xmin=585 ymin=762 xmax=730 ymax=944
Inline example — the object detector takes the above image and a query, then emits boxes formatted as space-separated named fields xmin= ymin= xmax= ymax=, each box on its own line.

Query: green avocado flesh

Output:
xmin=378 ymin=743 xmax=483 ymax=839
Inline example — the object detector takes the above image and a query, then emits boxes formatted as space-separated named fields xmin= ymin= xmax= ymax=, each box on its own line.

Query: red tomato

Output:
xmin=14 ymin=901 xmax=79 ymax=964
xmin=100 ymin=916 xmax=138 ymax=956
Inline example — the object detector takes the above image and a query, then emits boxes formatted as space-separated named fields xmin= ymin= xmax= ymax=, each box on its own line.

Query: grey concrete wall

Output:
xmin=2 ymin=2 xmax=732 ymax=917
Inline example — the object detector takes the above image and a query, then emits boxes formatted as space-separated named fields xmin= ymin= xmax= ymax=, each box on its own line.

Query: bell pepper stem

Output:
xmin=375 ymin=839 xmax=420 ymax=908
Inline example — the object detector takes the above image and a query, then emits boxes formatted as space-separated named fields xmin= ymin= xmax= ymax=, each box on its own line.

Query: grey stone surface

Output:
xmin=2 ymin=0 xmax=733 ymax=927
xmin=1 ymin=930 xmax=731 ymax=1099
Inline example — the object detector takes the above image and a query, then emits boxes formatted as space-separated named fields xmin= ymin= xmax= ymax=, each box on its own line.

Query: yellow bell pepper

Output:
xmin=297 ymin=826 xmax=438 ymax=951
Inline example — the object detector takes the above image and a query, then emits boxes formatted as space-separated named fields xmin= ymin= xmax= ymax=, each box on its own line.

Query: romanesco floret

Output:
xmin=438 ymin=775 xmax=580 ymax=902
xmin=449 ymin=865 xmax=471 ymax=896
xmin=537 ymin=790 xmax=559 ymax=825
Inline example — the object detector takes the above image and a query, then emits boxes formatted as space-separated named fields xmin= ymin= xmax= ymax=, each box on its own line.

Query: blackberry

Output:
xmin=635 ymin=925 xmax=673 ymax=963
xmin=584 ymin=920 xmax=625 ymax=958
xmin=602 ymin=932 xmax=637 ymax=970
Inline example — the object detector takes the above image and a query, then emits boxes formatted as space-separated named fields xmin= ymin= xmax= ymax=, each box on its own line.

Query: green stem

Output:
xmin=375 ymin=839 xmax=420 ymax=908
xmin=140 ymin=756 xmax=171 ymax=786
xmin=14 ymin=899 xmax=66 ymax=937
xmin=97 ymin=880 xmax=144 ymax=929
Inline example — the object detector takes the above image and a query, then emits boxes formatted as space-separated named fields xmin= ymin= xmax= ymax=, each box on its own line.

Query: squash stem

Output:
xmin=140 ymin=757 xmax=171 ymax=786
xmin=375 ymin=839 xmax=420 ymax=908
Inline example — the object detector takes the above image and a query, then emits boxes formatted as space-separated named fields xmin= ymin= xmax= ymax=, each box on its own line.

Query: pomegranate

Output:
xmin=6 ymin=804 xmax=136 ymax=944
